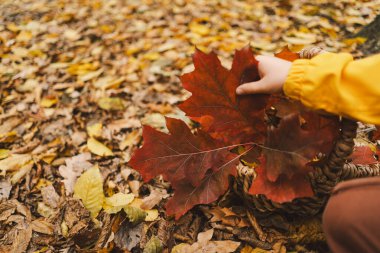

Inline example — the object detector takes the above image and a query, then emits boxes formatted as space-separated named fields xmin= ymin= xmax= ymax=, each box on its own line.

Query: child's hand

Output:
xmin=236 ymin=55 xmax=292 ymax=95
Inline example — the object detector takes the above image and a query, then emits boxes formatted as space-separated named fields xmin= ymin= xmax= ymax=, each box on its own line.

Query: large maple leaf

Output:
xmin=179 ymin=47 xmax=269 ymax=144
xmin=129 ymin=117 xmax=243 ymax=219
xmin=249 ymin=112 xmax=340 ymax=202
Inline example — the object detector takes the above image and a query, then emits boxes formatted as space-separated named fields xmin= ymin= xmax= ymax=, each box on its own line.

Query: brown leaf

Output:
xmin=31 ymin=218 xmax=55 ymax=235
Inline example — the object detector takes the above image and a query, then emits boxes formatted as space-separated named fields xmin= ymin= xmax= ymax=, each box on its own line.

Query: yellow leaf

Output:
xmin=87 ymin=123 xmax=103 ymax=138
xmin=74 ymin=165 xmax=105 ymax=217
xmin=0 ymin=153 xmax=32 ymax=176
xmin=0 ymin=131 xmax=17 ymax=143
xmin=79 ymin=68 xmax=103 ymax=82
xmin=143 ymin=52 xmax=160 ymax=61
xmin=241 ymin=245 xmax=270 ymax=253
xmin=145 ymin=209 xmax=159 ymax=222
xmin=12 ymin=47 xmax=29 ymax=57
xmin=34 ymin=178 xmax=52 ymax=190
xmin=11 ymin=162 xmax=33 ymax=184
xmin=87 ymin=138 xmax=113 ymax=156
xmin=93 ymin=76 xmax=125 ymax=90
xmin=97 ymin=97 xmax=125 ymax=111
xmin=343 ymin=37 xmax=367 ymax=46
xmin=61 ymin=221 xmax=69 ymax=238
xmin=16 ymin=30 xmax=33 ymax=42
xmin=129 ymin=197 xmax=144 ymax=208
xmin=283 ymin=33 xmax=317 ymax=45
xmin=16 ymin=79 xmax=38 ymax=93
xmin=119 ymin=129 xmax=141 ymax=150
xmin=32 ymin=246 xmax=49 ymax=253
xmin=123 ymin=206 xmax=147 ymax=225
xmin=41 ymin=154 xmax=56 ymax=164
xmin=0 ymin=149 xmax=10 ymax=160
xmin=40 ymin=97 xmax=58 ymax=108
xmin=171 ymin=243 xmax=190 ymax=253
xmin=103 ymin=192 xmax=135 ymax=214
xmin=126 ymin=46 xmax=143 ymax=56
xmin=67 ymin=63 xmax=97 ymax=76
xmin=7 ymin=23 xmax=20 ymax=32
xmin=189 ymin=22 xmax=210 ymax=36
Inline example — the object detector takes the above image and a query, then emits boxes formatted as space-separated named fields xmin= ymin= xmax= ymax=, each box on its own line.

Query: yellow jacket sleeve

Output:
xmin=283 ymin=52 xmax=380 ymax=124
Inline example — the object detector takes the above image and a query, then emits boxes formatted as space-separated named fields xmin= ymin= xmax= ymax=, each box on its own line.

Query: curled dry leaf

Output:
xmin=31 ymin=218 xmax=55 ymax=235
xmin=141 ymin=188 xmax=169 ymax=210
xmin=0 ymin=180 xmax=12 ymax=200
xmin=41 ymin=185 xmax=60 ymax=208
xmin=58 ymin=153 xmax=93 ymax=194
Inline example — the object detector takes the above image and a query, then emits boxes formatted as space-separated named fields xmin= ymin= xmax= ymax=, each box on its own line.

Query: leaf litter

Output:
xmin=0 ymin=0 xmax=379 ymax=252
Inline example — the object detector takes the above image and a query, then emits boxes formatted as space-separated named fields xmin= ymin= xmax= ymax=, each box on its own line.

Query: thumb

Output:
xmin=236 ymin=78 xmax=269 ymax=95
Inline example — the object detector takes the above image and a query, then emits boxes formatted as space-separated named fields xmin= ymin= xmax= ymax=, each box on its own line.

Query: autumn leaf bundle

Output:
xmin=129 ymin=46 xmax=341 ymax=219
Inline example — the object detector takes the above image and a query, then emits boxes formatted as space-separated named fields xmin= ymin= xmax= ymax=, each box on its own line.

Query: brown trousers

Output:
xmin=323 ymin=176 xmax=380 ymax=253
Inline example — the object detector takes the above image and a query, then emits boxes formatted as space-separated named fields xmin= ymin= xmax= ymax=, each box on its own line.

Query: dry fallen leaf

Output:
xmin=97 ymin=97 xmax=125 ymax=111
xmin=0 ymin=153 xmax=32 ymax=176
xmin=103 ymin=192 xmax=135 ymax=214
xmin=58 ymin=153 xmax=93 ymax=194
xmin=87 ymin=138 xmax=114 ymax=156
xmin=171 ymin=229 xmax=240 ymax=253
xmin=141 ymin=188 xmax=169 ymax=210
xmin=1 ymin=0 xmax=378 ymax=251
xmin=87 ymin=122 xmax=103 ymax=138
xmin=73 ymin=165 xmax=105 ymax=218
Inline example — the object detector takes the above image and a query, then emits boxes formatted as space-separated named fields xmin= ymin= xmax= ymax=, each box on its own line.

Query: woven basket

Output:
xmin=235 ymin=47 xmax=380 ymax=216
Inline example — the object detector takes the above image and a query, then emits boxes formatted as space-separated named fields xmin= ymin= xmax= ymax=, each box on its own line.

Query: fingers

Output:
xmin=236 ymin=78 xmax=270 ymax=95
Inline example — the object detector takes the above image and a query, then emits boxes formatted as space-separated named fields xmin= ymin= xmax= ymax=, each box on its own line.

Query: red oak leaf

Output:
xmin=370 ymin=126 xmax=380 ymax=142
xmin=179 ymin=46 xmax=269 ymax=144
xmin=249 ymin=112 xmax=340 ymax=202
xmin=129 ymin=117 xmax=241 ymax=219
xmin=250 ymin=157 xmax=314 ymax=203
xmin=350 ymin=146 xmax=378 ymax=165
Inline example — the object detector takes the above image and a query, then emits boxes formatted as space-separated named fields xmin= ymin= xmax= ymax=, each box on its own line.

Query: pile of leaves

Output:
xmin=1 ymin=0 xmax=380 ymax=252
xmin=130 ymin=46 xmax=342 ymax=219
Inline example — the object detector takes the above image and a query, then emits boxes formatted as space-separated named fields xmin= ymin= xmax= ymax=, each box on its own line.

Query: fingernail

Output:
xmin=236 ymin=88 xmax=242 ymax=94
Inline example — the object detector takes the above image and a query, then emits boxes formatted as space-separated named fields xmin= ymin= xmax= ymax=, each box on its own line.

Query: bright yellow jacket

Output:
xmin=283 ymin=53 xmax=380 ymax=124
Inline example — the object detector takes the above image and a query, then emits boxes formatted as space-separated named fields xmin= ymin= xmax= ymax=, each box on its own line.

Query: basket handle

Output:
xmin=297 ymin=47 xmax=358 ymax=192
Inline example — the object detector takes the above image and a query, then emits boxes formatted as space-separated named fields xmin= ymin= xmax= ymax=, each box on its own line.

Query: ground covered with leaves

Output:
xmin=0 ymin=0 xmax=379 ymax=252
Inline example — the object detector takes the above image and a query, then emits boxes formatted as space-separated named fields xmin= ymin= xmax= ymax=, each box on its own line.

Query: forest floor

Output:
xmin=0 ymin=0 xmax=379 ymax=252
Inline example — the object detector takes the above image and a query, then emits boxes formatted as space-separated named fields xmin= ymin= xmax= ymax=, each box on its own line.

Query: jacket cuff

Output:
xmin=283 ymin=58 xmax=311 ymax=101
